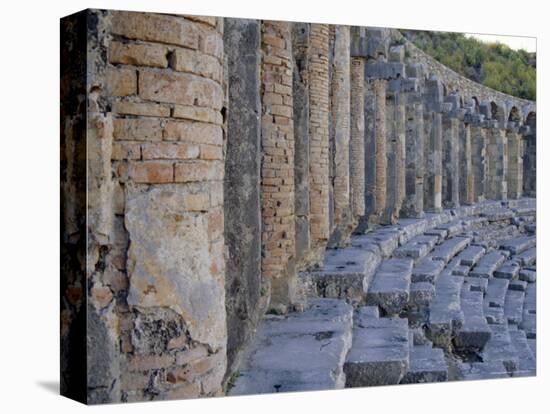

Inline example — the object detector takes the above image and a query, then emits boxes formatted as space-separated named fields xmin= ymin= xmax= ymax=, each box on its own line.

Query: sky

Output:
xmin=466 ymin=33 xmax=536 ymax=53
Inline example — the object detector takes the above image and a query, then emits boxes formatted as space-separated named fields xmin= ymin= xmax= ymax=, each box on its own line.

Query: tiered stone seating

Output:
xmin=234 ymin=200 xmax=536 ymax=394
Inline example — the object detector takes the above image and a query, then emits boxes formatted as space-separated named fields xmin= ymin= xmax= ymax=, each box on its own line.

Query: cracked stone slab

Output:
xmin=514 ymin=247 xmax=536 ymax=267
xmin=229 ymin=299 xmax=353 ymax=395
xmin=401 ymin=345 xmax=447 ymax=384
xmin=435 ymin=220 xmax=464 ymax=238
xmin=509 ymin=329 xmax=536 ymax=377
xmin=485 ymin=278 xmax=509 ymax=310
xmin=344 ymin=307 xmax=409 ymax=387
xmin=366 ymin=258 xmax=414 ymax=315
xmin=353 ymin=229 xmax=401 ymax=259
xmin=457 ymin=245 xmax=486 ymax=267
xmin=393 ymin=234 xmax=439 ymax=260
xmin=500 ymin=236 xmax=536 ymax=255
xmin=430 ymin=236 xmax=471 ymax=264
xmin=519 ymin=269 xmax=536 ymax=283
xmin=428 ymin=275 xmax=464 ymax=348
xmin=409 ymin=282 xmax=435 ymax=309
xmin=469 ymin=250 xmax=508 ymax=278
xmin=412 ymin=257 xmax=445 ymax=283
xmin=300 ymin=247 xmax=381 ymax=302
xmin=457 ymin=361 xmax=510 ymax=380
xmin=463 ymin=277 xmax=488 ymax=293
xmin=504 ymin=289 xmax=525 ymax=325
xmin=494 ymin=260 xmax=520 ymax=280
xmin=481 ymin=324 xmax=519 ymax=374
xmin=454 ymin=288 xmax=491 ymax=351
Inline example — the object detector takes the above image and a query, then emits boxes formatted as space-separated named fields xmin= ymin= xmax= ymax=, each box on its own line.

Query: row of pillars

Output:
xmin=224 ymin=20 xmax=535 ymax=311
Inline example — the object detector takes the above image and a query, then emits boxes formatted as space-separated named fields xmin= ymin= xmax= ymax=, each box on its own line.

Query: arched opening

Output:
xmin=526 ymin=111 xmax=536 ymax=128
xmin=508 ymin=106 xmax=522 ymax=124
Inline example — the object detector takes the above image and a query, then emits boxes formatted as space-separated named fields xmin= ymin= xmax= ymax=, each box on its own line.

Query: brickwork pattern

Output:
xmin=260 ymin=20 xmax=297 ymax=305
xmin=89 ymin=10 xmax=227 ymax=403
xmin=308 ymin=24 xmax=331 ymax=244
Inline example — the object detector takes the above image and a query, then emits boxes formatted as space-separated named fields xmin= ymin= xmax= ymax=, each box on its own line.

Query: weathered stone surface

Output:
xmin=125 ymin=187 xmax=226 ymax=350
xmin=345 ymin=307 xmax=409 ymax=387
xmin=454 ymin=288 xmax=491 ymax=351
xmin=366 ymin=258 xmax=414 ymax=315
xmin=224 ymin=18 xmax=264 ymax=374
xmin=299 ymin=247 xmax=381 ymax=303
xmin=401 ymin=345 xmax=447 ymax=384
xmin=230 ymin=299 xmax=353 ymax=395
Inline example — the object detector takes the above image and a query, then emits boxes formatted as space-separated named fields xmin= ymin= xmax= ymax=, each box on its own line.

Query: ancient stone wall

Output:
xmin=61 ymin=13 xmax=536 ymax=404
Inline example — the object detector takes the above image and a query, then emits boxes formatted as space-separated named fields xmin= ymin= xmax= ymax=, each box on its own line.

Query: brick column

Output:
xmin=486 ymin=126 xmax=508 ymax=200
xmin=350 ymin=57 xmax=365 ymax=219
xmin=442 ymin=115 xmax=460 ymax=208
xmin=507 ymin=129 xmax=523 ymax=199
xmin=260 ymin=20 xmax=296 ymax=306
xmin=330 ymin=25 xmax=353 ymax=243
xmin=80 ymin=10 xmax=229 ymax=402
xmin=308 ymin=24 xmax=330 ymax=246
xmin=459 ymin=122 xmax=475 ymax=205
xmin=471 ymin=124 xmax=487 ymax=202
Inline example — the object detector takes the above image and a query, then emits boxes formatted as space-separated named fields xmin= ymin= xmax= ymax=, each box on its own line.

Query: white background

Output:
xmin=0 ymin=0 xmax=546 ymax=412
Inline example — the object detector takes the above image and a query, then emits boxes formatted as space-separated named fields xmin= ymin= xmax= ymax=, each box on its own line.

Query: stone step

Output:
xmin=344 ymin=306 xmax=409 ymax=387
xmin=461 ymin=217 xmax=489 ymax=232
xmin=229 ymin=298 xmax=353 ymax=395
xmin=494 ymin=260 xmax=520 ymax=280
xmin=366 ymin=258 xmax=414 ymax=315
xmin=509 ymin=329 xmax=536 ymax=377
xmin=401 ymin=344 xmax=448 ymax=384
xmin=424 ymin=228 xmax=448 ymax=241
xmin=435 ymin=220 xmax=464 ymax=238
xmin=509 ymin=280 xmax=528 ymax=292
xmin=514 ymin=247 xmax=536 ymax=267
xmin=457 ymin=361 xmax=510 ymax=380
xmin=454 ymin=288 xmax=491 ymax=351
xmin=428 ymin=274 xmax=464 ymax=349
xmin=504 ymin=288 xmax=525 ymax=325
xmin=299 ymin=246 xmax=381 ymax=303
xmin=519 ymin=283 xmax=536 ymax=339
xmin=411 ymin=257 xmax=446 ymax=283
xmin=352 ymin=229 xmax=400 ymax=259
xmin=430 ymin=236 xmax=471 ymax=264
xmin=393 ymin=234 xmax=439 ymax=260
xmin=472 ymin=226 xmax=520 ymax=249
xmin=519 ymin=269 xmax=536 ymax=283
xmin=469 ymin=250 xmax=508 ymax=278
xmin=463 ymin=276 xmax=488 ymax=293
xmin=484 ymin=278 xmax=509 ymax=310
xmin=457 ymin=245 xmax=486 ymax=267
xmin=482 ymin=208 xmax=514 ymax=222
xmin=500 ymin=236 xmax=536 ymax=255
xmin=481 ymin=324 xmax=519 ymax=374
xmin=409 ymin=282 xmax=435 ymax=310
